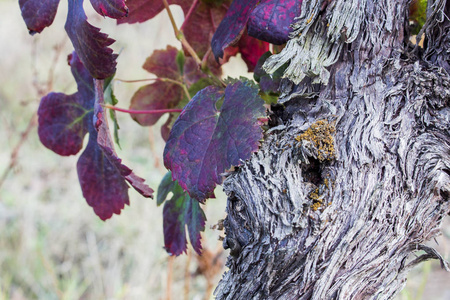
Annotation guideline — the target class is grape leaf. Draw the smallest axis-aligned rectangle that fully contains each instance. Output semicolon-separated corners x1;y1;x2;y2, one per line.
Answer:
37;92;91;156
160;77;215;141
38;52;95;156
157;171;176;206
247;0;301;45
94;81;154;199
211;0;259;60
130;46;215;129
164;81;266;202
77;126;131;221
212;0;300;61
89;0;128;19
116;0;164;24
161;177;206;255
130;81;183;126
142;46;181;80
65;0;118;79
19;0;60;35
179;0;231;58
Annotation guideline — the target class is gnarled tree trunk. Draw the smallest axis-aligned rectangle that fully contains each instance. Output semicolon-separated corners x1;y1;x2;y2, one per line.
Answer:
215;0;450;299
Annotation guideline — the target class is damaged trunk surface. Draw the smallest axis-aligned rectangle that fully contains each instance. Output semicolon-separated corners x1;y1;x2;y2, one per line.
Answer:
215;0;450;299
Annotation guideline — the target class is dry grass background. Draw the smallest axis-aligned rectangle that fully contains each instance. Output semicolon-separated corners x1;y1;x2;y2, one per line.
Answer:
0;0;448;299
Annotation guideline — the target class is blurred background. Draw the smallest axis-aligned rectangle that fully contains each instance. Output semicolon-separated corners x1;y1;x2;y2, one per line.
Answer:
0;0;449;299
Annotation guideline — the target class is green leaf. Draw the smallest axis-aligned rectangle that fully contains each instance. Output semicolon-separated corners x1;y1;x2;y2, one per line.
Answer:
157;171;177;206
176;50;185;76
104;81;121;148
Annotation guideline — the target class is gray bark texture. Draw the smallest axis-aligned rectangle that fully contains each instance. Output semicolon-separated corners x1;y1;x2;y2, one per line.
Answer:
215;0;450;299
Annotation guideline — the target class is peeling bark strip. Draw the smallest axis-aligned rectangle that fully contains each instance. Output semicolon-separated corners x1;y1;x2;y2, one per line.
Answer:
215;0;450;299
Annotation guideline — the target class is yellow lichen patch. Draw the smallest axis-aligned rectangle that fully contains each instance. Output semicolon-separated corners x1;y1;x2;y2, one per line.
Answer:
295;120;336;162
311;202;322;211
309;188;323;211
309;188;320;200
309;184;333;211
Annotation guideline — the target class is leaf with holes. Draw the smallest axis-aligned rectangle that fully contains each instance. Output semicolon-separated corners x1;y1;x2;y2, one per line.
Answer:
164;80;266;202
162;179;206;255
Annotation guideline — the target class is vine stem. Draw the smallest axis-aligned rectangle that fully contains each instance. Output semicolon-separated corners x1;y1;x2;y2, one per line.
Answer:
162;0;226;87
116;77;191;100
166;256;174;300
104;104;182;115
180;0;199;32
162;0;202;65
184;249;192;300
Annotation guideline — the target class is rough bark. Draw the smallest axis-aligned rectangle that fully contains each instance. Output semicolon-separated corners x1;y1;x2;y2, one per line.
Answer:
215;0;450;299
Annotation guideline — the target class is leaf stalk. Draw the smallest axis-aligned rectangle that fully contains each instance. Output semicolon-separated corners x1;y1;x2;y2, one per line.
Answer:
104;104;183;115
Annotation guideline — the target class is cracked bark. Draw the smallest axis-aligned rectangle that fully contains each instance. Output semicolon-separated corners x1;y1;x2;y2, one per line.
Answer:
214;0;450;299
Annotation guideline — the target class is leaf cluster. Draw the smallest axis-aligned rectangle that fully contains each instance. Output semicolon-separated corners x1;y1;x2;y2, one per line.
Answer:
19;0;299;255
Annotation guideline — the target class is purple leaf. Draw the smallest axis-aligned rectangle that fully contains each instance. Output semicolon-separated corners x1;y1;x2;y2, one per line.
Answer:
94;80;154;199
163;181;206;255
186;196;206;254
77;103;152;220
89;0;128;19
164;81;266;202
65;0;117;79
37;52;94;156
237;31;271;72
247;0;301;44
77;130;131;221
19;0;60;34
39;51;152;220
130;46;213;129
37;92;90;156
143;46;180;80
211;0;259;60
116;0;164;24
130;81;183;126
